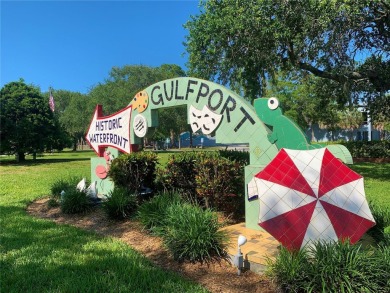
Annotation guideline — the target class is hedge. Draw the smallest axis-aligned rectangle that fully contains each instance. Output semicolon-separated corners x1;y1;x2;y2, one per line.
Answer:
340;140;389;159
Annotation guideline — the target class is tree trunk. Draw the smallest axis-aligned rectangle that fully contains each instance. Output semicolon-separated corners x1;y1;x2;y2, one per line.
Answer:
16;152;25;162
33;152;37;160
189;131;193;148
170;129;176;148
309;123;315;142
204;197;210;209
72;138;77;151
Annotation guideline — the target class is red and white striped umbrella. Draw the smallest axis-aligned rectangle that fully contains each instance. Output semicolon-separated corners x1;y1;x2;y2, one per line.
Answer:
247;148;375;250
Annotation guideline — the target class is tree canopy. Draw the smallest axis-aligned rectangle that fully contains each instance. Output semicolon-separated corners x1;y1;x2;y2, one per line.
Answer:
89;64;186;114
53;90;92;150
185;0;389;103
0;81;61;161
368;93;390;137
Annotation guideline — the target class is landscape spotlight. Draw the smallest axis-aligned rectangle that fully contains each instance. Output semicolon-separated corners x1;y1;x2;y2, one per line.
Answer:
233;235;247;275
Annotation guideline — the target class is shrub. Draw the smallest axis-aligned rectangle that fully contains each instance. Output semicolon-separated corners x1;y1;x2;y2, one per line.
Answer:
108;152;158;193
60;187;91;214
49;177;83;208
341;140;390;158
157;151;246;219
306;241;367;292
156;152;198;199
371;245;390;290
218;149;250;165
267;241;390;293
196;154;245;213
367;202;390;245
266;247;311;292
102;187;138;220
137;191;182;235
163;203;228;263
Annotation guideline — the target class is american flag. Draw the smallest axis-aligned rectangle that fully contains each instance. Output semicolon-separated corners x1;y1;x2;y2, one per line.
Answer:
49;90;55;112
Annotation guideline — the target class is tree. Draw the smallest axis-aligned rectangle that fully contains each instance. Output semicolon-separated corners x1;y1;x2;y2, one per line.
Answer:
368;93;390;139
48;89;74;114
337;108;364;141
0;81;58;161
266;72;344;141
266;73;319;129
58;92;93;151
185;0;389;103
89;64;186;114
151;106;190;148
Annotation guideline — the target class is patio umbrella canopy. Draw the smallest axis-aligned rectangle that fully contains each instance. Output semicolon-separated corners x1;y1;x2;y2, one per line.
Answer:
248;148;376;250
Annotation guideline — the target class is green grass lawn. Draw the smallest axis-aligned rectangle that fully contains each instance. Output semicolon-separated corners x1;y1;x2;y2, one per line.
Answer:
349;162;390;209
1;150;389;292
0;151;207;293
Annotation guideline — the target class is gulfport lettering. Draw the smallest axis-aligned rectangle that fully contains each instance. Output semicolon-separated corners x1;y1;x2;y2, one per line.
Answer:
150;78;256;132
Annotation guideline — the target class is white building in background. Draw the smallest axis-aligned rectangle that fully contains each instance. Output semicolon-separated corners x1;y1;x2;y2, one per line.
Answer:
305;107;382;142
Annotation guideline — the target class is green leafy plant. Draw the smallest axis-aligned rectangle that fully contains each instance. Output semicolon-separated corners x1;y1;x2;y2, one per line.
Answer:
306;241;367;292
341;141;390;158
60;187;91;214
267;241;390;293
367;201;390;245
49;177;83;208
163;203;228;263
195;154;245;216
218;149;250;165
157;151;246;219
266;247;311;292
102;187;138;220
156;152;198;199
137;191;182;235
108;151;158;193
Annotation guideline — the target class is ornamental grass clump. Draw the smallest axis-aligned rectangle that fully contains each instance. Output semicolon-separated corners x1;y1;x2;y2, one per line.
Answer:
137;191;182;235
163;203;228;263
60;187;92;214
267;240;390;293
367;201;390;245
266;247;311;292
49;177;85;209
306;241;368;292
102;187;138;220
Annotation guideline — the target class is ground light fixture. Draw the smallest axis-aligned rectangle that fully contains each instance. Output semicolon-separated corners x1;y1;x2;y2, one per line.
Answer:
60;190;66;201
233;235;247;275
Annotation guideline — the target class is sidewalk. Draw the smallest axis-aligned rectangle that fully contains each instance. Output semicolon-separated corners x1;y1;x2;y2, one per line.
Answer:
221;223;280;273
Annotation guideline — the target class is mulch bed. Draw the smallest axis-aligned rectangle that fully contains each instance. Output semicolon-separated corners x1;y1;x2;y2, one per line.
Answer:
27;198;276;293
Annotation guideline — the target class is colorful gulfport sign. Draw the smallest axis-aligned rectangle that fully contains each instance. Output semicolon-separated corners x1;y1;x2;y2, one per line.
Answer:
86;77;354;232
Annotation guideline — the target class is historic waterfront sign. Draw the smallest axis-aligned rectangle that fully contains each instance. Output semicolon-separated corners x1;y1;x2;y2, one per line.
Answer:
86;104;132;156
